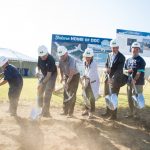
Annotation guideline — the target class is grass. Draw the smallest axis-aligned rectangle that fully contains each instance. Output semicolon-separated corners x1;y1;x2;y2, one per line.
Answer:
0;78;150;108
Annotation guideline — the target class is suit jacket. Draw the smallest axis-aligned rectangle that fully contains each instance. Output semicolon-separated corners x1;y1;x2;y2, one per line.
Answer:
105;51;126;87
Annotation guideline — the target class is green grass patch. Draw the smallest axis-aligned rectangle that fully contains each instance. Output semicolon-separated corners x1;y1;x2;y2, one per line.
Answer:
0;78;150;108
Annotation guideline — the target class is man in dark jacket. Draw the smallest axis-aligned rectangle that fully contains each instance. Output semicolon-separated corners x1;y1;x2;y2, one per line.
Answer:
102;39;125;120
0;56;23;116
37;45;57;117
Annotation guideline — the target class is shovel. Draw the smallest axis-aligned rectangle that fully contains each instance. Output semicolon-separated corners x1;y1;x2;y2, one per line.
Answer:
131;76;145;109
105;74;118;110
30;68;42;120
81;77;91;109
63;83;74;103
30;96;42;120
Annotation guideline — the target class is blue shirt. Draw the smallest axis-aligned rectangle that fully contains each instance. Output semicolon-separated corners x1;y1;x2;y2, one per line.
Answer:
4;64;22;86
125;55;146;85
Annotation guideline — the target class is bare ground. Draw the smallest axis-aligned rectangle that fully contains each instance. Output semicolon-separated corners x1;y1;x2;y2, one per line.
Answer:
0;100;150;150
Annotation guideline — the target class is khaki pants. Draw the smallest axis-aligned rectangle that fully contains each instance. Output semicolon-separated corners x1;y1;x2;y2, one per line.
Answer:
84;83;95;112
38;72;57;115
127;84;143;114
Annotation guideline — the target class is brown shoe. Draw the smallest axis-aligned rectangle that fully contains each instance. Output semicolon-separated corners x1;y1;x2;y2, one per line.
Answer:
82;110;88;116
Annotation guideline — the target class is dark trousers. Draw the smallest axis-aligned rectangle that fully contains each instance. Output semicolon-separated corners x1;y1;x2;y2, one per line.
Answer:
8;78;23;115
63;73;80;115
104;78;120;117
84;83;95;112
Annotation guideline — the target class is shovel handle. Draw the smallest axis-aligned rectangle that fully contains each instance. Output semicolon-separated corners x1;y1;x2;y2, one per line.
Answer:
130;74;138;95
106;73;112;95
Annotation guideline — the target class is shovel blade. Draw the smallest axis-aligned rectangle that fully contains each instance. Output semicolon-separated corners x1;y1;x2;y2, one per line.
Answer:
132;93;145;109
82;91;90;109
30;107;42;120
105;93;118;110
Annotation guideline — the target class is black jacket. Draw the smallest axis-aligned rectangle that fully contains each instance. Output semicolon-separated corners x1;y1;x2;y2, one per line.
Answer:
105;51;126;87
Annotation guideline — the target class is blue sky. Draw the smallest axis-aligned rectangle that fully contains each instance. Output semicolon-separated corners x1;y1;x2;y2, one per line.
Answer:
0;0;150;57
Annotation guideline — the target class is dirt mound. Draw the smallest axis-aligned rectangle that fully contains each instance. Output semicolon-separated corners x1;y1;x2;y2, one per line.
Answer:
0;102;150;150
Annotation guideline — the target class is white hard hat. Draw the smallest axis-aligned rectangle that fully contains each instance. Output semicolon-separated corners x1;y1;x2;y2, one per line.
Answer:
57;46;67;57
131;42;140;48
83;48;94;57
0;56;8;67
110;39;119;48
38;45;48;57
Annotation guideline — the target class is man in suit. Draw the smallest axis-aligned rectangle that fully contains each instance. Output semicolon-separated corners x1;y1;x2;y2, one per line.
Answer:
102;39;125;120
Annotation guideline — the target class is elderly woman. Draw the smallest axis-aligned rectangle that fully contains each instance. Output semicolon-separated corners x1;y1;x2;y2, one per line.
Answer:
81;48;100;119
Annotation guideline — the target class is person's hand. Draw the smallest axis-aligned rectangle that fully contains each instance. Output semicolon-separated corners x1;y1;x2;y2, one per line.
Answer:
105;68;111;74
128;69;133;73
35;73;40;78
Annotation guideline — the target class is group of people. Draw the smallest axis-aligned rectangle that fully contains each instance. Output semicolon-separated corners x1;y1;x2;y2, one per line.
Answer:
102;39;146;120
0;39;146;120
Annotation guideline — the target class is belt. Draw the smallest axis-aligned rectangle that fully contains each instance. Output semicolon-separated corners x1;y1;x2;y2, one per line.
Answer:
91;80;96;84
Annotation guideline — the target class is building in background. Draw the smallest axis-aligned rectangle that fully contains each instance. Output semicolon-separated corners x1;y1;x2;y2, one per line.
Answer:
0;48;37;76
116;29;150;78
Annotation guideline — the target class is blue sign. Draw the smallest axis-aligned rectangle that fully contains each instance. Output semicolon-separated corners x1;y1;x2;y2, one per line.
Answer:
51;34;112;68
117;29;150;37
52;34;111;44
